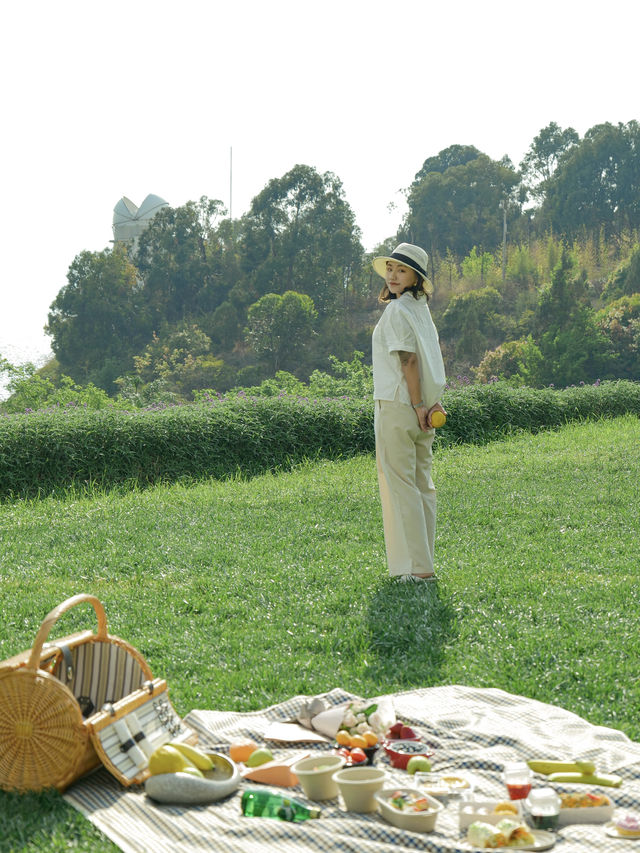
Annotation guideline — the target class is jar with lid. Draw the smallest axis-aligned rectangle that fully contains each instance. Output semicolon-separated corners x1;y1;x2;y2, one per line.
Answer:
525;787;561;830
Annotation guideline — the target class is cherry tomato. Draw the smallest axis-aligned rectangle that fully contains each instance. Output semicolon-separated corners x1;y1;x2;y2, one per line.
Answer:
350;747;367;764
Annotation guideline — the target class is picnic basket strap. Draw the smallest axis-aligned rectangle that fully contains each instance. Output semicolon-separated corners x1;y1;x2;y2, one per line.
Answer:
26;594;108;672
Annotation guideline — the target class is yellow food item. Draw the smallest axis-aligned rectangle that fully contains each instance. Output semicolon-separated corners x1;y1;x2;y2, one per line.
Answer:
148;744;202;776
167;742;214;771
527;759;596;775
363;730;379;746
335;730;351;746
493;801;519;815
349;734;368;749
229;740;259;762
430;411;446;428
548;771;621;787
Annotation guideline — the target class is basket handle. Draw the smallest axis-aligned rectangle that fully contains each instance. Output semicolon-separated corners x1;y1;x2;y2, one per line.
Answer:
26;594;108;672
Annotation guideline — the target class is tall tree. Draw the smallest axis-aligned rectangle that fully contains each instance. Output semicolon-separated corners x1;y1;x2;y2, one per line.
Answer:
541;121;640;241
135;196;228;327
519;122;579;201
239;164;363;314
404;150;521;272
244;290;317;372
46;246;150;391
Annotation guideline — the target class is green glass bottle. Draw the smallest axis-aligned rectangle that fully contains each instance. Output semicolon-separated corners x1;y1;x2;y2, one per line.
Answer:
241;789;321;821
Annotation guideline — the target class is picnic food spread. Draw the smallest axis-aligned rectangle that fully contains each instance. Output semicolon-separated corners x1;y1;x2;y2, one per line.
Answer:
136;697;640;849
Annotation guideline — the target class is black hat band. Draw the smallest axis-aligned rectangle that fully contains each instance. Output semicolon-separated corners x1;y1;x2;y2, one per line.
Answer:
390;252;427;279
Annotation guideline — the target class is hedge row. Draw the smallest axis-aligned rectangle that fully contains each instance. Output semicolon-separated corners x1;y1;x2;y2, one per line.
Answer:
1;381;638;500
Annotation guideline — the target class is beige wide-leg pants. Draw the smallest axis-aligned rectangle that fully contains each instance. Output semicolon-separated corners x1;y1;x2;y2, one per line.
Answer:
375;398;437;577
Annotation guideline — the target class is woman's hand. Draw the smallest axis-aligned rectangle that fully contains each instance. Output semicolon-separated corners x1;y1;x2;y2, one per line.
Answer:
426;403;446;429
414;405;430;431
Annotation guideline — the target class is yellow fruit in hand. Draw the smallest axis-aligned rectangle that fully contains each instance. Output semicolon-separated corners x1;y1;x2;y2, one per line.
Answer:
148;744;200;776
246;747;274;767
431;411;446;428
167;742;214;770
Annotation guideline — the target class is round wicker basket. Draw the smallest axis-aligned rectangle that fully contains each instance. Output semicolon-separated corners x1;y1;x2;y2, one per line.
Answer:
0;594;152;793
0;666;89;792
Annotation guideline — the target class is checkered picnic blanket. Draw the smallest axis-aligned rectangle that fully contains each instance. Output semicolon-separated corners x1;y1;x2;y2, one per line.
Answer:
64;685;640;852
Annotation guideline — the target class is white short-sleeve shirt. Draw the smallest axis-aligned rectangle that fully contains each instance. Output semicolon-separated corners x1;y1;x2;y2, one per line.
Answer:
372;291;446;408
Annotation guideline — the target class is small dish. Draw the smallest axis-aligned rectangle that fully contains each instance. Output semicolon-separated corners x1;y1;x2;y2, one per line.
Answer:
292;754;345;800
375;787;442;832
415;772;469;798
382;739;434;770
605;820;640;840
332;766;386;813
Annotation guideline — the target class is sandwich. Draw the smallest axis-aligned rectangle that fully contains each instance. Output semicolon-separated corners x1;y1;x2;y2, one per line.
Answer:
496;817;536;846
466;818;535;848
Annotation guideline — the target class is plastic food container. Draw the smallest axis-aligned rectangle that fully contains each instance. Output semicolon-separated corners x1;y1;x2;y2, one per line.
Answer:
525;787;561;830
292;754;345;800
375;788;443;832
502;761;533;800
332;766;386;813
459;799;523;830
557;792;614;825
415;772;470;798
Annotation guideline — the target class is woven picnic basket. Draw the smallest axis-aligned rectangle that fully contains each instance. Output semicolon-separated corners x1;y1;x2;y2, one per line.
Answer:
0;593;194;793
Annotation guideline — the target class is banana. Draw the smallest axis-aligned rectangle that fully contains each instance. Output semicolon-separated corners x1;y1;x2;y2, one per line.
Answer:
167;741;214;771
547;771;622;787
527;759;596;776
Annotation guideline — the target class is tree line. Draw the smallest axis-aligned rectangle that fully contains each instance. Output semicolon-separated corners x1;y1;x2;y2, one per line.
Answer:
4;120;640;409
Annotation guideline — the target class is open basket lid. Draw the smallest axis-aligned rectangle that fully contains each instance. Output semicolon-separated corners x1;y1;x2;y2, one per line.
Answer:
86;677;197;786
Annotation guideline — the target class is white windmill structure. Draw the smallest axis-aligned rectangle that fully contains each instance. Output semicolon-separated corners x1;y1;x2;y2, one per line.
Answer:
112;194;169;252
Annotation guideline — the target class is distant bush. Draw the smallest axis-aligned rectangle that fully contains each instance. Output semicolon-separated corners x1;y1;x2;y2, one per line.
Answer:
0;381;638;500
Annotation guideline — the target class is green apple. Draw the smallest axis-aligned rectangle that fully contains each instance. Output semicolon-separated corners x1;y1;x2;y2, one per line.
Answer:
246;747;274;767
407;756;431;775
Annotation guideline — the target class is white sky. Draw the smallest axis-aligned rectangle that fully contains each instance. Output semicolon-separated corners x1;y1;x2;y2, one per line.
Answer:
1;0;638;370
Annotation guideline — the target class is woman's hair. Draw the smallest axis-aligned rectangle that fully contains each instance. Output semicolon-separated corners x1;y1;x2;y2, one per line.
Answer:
378;273;431;304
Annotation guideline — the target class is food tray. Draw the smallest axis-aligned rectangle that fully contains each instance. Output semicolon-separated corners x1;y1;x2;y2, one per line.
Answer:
459;799;523;829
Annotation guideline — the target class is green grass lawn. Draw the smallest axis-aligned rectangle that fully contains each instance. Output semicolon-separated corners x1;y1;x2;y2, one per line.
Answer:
1;415;639;851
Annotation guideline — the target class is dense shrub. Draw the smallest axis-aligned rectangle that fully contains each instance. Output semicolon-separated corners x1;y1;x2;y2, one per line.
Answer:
0;381;638;500
0;397;373;499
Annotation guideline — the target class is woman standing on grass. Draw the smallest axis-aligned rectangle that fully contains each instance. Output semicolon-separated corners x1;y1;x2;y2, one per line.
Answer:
372;243;446;581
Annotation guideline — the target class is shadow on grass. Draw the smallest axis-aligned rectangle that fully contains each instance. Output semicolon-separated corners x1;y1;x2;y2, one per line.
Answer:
365;578;457;687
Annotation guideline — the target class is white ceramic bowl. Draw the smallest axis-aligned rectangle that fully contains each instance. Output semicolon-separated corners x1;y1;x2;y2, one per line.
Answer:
332;766;386;812
376;787;443;832
144;753;241;804
292;754;346;800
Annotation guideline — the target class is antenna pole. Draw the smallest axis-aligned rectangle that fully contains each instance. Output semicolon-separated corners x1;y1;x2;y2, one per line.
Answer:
229;146;233;223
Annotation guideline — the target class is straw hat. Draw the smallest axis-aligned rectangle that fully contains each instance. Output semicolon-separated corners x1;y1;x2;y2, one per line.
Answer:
372;243;432;294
